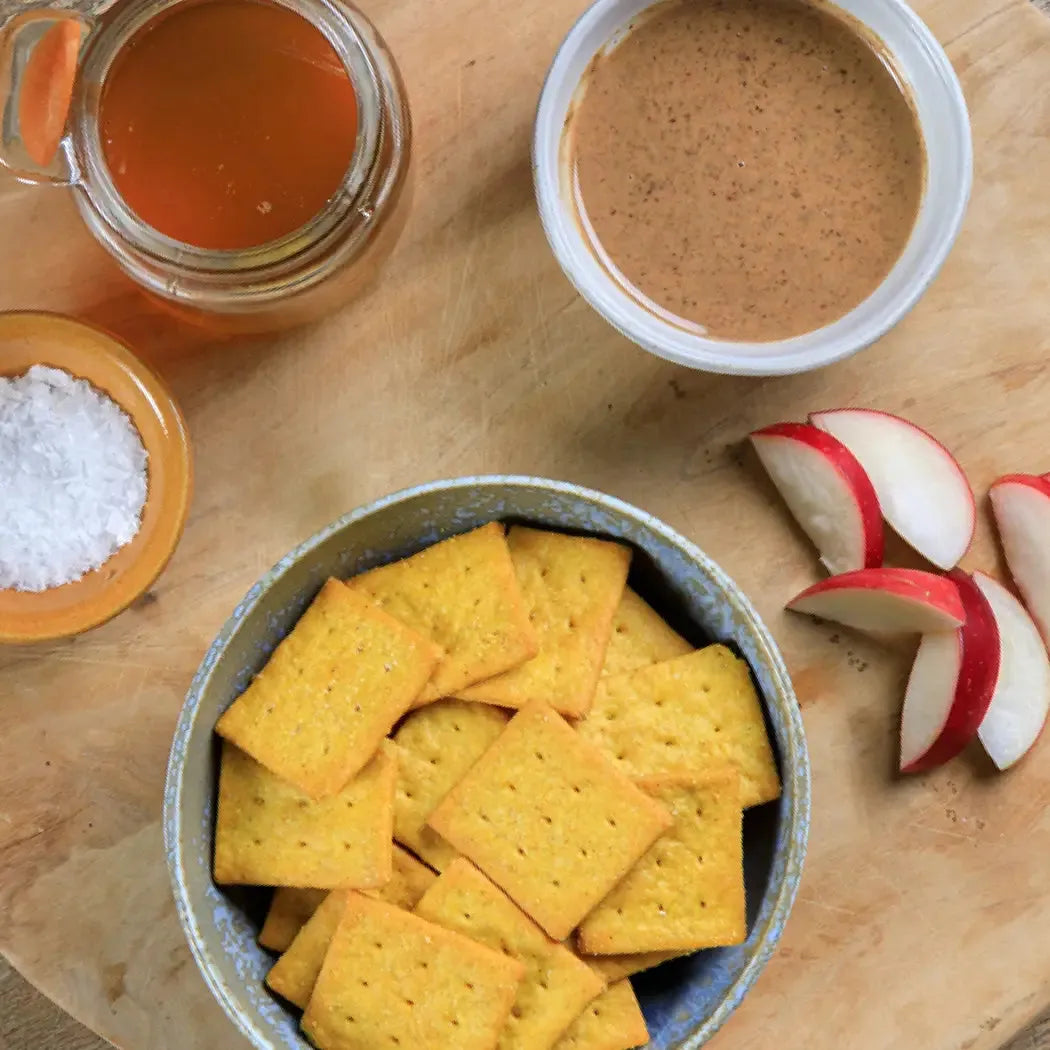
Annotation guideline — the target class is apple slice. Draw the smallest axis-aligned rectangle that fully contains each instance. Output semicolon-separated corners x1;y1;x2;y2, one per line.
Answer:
810;408;975;570
750;422;883;574
899;569;1000;773
990;474;1050;648
787;568;964;633
972;571;1050;770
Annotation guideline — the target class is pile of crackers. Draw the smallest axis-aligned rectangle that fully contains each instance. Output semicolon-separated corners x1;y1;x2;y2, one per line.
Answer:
213;522;781;1050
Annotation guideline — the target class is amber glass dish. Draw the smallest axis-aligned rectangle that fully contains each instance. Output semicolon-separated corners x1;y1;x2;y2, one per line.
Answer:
0;312;193;643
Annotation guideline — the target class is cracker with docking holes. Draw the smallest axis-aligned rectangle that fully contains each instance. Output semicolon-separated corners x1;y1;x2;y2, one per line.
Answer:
578;769;746;954
346;522;538;705
214;741;396;889
553;980;650;1050
601;586;693;678
578;645;780;807
392;699;509;871
216;578;440;798
301;894;525;1050
265;844;438;1008
426;701;672;940
457;527;631;717
415;859;606;1050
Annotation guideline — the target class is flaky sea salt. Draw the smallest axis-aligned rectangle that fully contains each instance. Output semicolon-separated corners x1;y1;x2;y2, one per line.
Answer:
0;365;149;592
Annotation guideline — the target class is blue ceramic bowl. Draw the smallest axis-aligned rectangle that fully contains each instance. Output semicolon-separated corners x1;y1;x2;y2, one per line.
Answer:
164;476;810;1049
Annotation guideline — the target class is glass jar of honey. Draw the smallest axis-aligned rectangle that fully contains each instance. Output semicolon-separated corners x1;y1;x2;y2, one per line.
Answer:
0;0;411;331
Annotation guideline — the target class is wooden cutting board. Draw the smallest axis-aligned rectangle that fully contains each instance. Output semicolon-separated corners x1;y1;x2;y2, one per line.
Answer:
2;0;1050;1047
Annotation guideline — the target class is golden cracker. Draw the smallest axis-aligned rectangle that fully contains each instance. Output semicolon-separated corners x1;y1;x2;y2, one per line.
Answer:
415;859;606;1050
266;890;348;1009
585;951;680;983
427;701;672;941
264;845;437;1010
216;579;440;798
457;527;631;717
259;888;328;953
578;645;780;807
392;700;509;870
259;846;433;954
213;742;396;889
553;981;649;1050
347;522;538;704
369;843;438;910
578;770;746;955
602;587;692;678
302;894;525;1050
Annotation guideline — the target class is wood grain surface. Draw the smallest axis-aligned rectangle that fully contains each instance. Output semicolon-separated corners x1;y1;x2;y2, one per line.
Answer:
3;0;1050;1049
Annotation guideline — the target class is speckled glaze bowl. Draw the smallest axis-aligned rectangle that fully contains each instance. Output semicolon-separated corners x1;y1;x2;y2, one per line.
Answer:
164;476;810;1049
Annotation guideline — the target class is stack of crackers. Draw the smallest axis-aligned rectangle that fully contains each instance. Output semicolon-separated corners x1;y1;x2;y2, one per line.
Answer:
213;522;781;1050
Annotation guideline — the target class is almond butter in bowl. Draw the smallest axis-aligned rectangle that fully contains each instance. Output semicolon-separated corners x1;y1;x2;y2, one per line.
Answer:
534;0;973;374
567;0;926;342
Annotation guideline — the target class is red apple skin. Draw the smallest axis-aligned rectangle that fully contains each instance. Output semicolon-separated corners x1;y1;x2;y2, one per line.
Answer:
788;567;964;627
901;569;1001;774
972;570;1050;770
750;421;884;569
809;407;976;569
989;473;1050;650
993;473;1050;498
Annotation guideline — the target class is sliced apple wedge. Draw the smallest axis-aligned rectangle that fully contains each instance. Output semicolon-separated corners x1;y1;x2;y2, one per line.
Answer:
810;408;975;570
989;474;1050;648
972;571;1050;770
899;570;1000;773
787;568;964;634
750;422;883;574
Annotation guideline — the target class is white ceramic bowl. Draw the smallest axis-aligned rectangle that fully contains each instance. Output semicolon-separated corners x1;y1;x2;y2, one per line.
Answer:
533;0;973;376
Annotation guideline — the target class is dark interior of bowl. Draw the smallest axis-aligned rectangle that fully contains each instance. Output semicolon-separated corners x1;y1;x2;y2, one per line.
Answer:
167;479;806;1050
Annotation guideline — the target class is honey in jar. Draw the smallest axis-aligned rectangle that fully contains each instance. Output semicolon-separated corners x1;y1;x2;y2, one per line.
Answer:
99;0;359;250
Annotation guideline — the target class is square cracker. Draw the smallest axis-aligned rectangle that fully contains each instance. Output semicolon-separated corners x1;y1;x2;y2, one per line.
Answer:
301;894;524;1050
457;527;631;717
392;700;509;870
259;846;434;953
213;741;396;889
415;859;605;1050
427;701;672;941
578;769;746;955
553;981;649;1050
346;522;538;704
265;848;438;1003
578;645;781;807
601;587;692;678
216;579;440;798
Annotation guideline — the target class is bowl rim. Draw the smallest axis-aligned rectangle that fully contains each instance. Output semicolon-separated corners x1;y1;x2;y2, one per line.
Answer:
0;310;194;643
164;474;811;1049
532;0;974;376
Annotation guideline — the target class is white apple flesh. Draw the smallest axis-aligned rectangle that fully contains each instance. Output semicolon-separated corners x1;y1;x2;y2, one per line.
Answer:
899;570;1000;774
787;568;964;634
810;408;975;570
989;474;1050;649
750;422;883;575
972;571;1050;770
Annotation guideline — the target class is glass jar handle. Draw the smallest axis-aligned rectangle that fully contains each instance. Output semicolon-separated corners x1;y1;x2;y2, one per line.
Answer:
0;10;94;185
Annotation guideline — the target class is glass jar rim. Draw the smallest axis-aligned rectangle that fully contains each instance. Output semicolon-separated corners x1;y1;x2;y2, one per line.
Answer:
70;0;383;276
